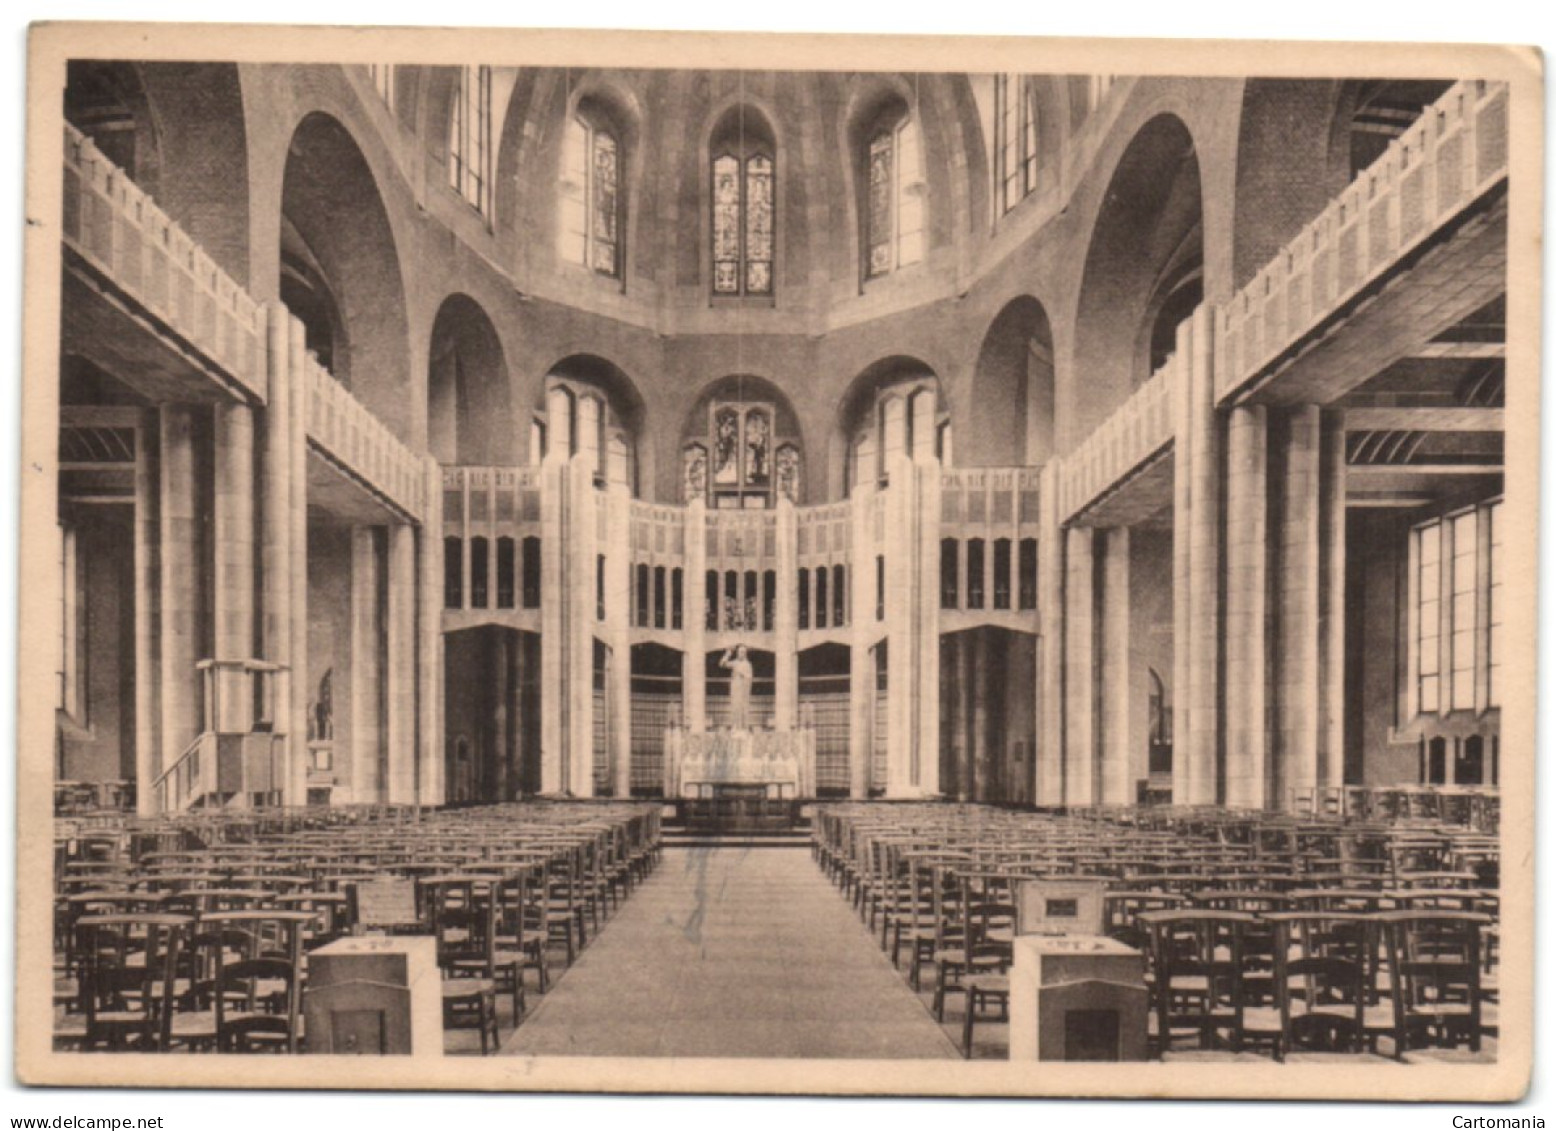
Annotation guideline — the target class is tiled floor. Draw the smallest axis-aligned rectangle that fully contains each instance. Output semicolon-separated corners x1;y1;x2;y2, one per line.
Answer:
501;846;959;1059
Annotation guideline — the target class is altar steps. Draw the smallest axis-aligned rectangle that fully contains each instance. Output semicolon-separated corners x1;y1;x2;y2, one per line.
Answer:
661;828;813;850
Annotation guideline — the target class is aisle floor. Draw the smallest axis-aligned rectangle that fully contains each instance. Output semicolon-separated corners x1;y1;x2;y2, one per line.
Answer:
501;846;959;1059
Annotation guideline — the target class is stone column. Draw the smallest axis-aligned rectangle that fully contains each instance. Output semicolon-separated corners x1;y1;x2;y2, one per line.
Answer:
158;405;202;777
1036;462;1064;806
1100;527;1132;806
212;402;255;732
1319;411;1348;795
350;527;382;803
1170;346;1193;807
260;305;293;810
1274;406;1322;810
913;452;943;797
567;453;597;798
848;485;875;798
386;523;417;804
1063;525;1096;807
1224;405;1269;810
287;317;310;806
683;500;707;734
970;631;991;802
492;630;512;801
953;635;973;801
134;411;161;815
774;499;799;731
1183;309;1222;806
607;474;633;798
538;386;572;794
417;456;445;805
880;395;915;796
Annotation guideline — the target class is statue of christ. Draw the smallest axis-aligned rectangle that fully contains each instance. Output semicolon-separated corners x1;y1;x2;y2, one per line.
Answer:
720;644;754;730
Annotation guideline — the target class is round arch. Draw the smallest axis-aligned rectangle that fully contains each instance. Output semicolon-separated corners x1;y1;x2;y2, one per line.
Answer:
428;294;516;466
542;353;650;494
968;296;1056;467
281;110;414;443
1070;112;1203;452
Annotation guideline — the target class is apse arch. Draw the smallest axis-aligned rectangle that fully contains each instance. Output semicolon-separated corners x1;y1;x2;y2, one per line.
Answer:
834;356;944;498
280;110;414;442
427;294;516;466
541;353;649;495
1070;112;1203;452
678;374;805;507
968;297;1055;467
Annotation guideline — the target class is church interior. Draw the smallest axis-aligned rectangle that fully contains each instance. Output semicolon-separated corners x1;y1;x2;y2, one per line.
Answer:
44;59;1510;1065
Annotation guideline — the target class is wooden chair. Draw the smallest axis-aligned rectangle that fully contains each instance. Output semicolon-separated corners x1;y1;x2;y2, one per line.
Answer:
59;913;190;1052
430;879;505;1054
1377;910;1491;1058
1139;910;1254;1057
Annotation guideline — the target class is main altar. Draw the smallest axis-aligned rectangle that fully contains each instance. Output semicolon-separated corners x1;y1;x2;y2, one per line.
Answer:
664;724;817;800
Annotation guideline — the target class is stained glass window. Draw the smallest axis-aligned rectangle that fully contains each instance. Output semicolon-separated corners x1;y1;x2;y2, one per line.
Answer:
682;443;708;504
449;65;492;216
711;149;774;296
775;444;801;503
695;403;798;509
558;112;622;279
712;154;741;294
745;154;773;294
867;130;893;277
591;130;619;276
866;115;924;278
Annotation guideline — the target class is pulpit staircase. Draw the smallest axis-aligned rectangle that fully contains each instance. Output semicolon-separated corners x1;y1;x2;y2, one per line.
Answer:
152;660;287;812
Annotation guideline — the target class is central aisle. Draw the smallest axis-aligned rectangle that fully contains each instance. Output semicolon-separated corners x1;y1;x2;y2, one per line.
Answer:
502;846;959;1059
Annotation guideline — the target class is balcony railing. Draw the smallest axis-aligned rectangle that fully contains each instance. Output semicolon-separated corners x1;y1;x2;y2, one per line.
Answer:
630;500;688;559
1217;80;1509;400
62;124;266;401
304;354;427;521
1057;358;1177;523
940;466;1043;531
441;465;541;529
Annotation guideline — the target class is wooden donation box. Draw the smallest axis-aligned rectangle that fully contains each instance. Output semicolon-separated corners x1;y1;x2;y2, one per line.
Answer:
1009;880;1147;1062
304;936;441;1055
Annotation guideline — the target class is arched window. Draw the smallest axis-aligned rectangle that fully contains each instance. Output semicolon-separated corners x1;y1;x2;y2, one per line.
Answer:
994;74;1039;214
688;401;798;510
449;65;492;216
711;110;775;296
864;108;925;279
560;106;622;278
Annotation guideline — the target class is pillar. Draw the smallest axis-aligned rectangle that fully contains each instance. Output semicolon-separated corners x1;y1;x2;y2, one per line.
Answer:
158;405;201;775
350;527;382;803
880;395;915;796
971;631;991;802
493;630;512;801
1063;525;1095;807
774;499;799;730
848;482;875;798
385;523;416;804
539;386;572;794
1274;406;1322;810
683;500;707;733
913;448;943;797
261;305;294;811
287;316;310;806
212;402;255;732
1100;527;1132;806
417;456;445;805
1182;309;1221;807
1319;411;1348;795
1224;405;1269;809
1036;462;1064;806
606;472;632;798
133;411;161;816
567;452;597;798
955;635;974;801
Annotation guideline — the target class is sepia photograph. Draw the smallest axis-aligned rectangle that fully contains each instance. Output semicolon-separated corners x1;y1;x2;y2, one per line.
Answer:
12;17;1543;1106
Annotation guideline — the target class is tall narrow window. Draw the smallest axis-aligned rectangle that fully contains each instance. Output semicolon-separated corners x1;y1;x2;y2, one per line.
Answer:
967;539;986;610
449;65;492;216
940;538;959;609
865;113;924;279
496;537;516;609
993;539;1012;610
1488;501;1504;708
712;151;774;296
470;536;489;609
560;111;622;278
1450;510;1478;711
1417;521;1442;714
994;74;1039;214
1018;538;1038;611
